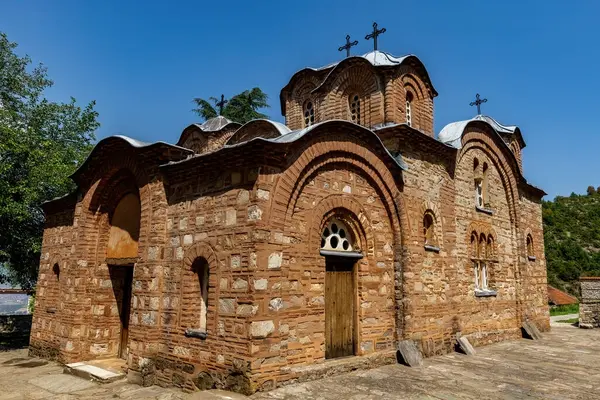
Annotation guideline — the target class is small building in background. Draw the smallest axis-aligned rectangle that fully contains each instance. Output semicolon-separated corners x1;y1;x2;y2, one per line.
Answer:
547;285;578;307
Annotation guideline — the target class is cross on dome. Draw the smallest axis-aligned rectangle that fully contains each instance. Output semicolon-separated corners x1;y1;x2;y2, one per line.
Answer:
365;22;386;51
338;35;358;58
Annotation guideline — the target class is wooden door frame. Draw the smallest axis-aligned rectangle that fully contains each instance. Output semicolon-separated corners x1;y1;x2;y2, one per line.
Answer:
324;253;361;358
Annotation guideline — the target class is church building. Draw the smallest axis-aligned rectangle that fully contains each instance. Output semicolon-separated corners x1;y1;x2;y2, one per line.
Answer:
29;32;550;393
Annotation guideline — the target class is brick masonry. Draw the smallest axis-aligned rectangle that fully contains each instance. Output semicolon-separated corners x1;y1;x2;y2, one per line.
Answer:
30;52;549;394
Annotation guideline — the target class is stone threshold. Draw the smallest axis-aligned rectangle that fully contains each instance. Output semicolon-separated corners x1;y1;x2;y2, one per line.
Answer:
281;350;396;384
64;359;126;383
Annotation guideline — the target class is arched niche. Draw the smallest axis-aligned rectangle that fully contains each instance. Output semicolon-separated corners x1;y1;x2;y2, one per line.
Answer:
107;193;141;262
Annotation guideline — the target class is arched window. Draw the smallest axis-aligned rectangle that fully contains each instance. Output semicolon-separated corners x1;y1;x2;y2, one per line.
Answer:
406;91;413;127
470;232;478;258
303;100;315;127
474;159;491;211
321;219;354;252
52;263;60;281
192;257;210;332
423;210;439;251
349;94;361;125
527;234;536;261
470;231;496;294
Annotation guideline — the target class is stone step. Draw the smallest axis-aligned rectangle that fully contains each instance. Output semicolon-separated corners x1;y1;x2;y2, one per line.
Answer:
64;361;126;383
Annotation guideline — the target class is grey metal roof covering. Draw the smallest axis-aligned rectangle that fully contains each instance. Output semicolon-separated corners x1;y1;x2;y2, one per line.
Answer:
210;119;407;170
313;50;410;71
438;115;518;149
197;116;236;132
70;135;192;179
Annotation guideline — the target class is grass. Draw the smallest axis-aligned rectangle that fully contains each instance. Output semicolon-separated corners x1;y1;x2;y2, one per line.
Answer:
549;303;579;316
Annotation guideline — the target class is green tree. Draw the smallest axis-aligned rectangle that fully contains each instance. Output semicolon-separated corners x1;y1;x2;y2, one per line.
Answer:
192;87;269;124
0;32;99;289
587;186;596;196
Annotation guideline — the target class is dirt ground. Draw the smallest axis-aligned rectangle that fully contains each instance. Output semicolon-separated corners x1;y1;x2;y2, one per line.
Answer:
1;325;598;400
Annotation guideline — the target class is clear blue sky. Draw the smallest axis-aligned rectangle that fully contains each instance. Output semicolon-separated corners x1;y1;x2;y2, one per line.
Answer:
1;0;599;199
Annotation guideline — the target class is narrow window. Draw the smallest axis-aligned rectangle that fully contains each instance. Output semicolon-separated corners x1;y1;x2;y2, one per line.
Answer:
482;163;489;207
303;100;315;127
349;94;361;125
423;213;434;245
475;179;484;208
406;91;413;127
423;211;439;251
477;234;488;290
527;234;535;260
192;258;209;332
52;263;60;281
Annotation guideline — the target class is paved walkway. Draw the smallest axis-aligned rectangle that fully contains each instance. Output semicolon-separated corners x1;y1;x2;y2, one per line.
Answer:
1;326;599;399
252;325;600;400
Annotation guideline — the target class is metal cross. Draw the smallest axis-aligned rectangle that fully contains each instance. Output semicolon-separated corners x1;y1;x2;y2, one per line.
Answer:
338;35;359;58
216;94;228;115
470;93;487;115
365;22;386;51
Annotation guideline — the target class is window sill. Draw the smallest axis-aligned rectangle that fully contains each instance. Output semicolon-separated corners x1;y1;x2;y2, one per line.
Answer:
528;255;537;262
184;329;207;340
424;245;440;253
475;289;497;297
475;206;494;215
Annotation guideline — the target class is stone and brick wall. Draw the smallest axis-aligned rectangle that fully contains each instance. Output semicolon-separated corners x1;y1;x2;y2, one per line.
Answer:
282;61;435;136
30;117;547;394
580;277;600;328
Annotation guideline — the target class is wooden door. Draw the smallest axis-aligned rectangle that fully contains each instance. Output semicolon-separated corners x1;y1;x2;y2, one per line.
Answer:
325;258;355;359
119;267;133;359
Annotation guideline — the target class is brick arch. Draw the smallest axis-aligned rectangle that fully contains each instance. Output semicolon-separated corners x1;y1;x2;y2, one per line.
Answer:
401;73;427;100
179;242;220;333
419;200;443;246
307;195;375;257
459;129;520;227
285;76;321;129
268;137;405;249
81;168;147;264
75;144;157;266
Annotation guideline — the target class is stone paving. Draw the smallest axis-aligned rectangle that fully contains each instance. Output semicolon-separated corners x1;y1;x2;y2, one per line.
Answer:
252;325;600;400
1;326;599;399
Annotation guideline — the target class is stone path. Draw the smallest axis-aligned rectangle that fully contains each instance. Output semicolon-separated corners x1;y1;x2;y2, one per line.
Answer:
1;326;599;399
252;325;600;400
550;313;579;324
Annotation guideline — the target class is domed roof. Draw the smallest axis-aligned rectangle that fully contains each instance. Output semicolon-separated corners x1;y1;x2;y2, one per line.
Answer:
438;115;523;149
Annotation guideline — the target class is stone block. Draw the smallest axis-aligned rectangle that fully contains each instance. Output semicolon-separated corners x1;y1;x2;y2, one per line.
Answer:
456;335;476;355
522;321;542;340
250;320;274;338
396;340;423;367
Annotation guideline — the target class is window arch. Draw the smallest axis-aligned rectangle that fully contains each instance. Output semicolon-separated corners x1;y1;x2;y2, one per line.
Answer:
193;257;209;332
474;159;491;211
406;91;414;127
181;256;210;337
423;210;439;251
303;99;315;127
527;234;536;261
349;94;361;125
321;219;354;252
470;230;497;295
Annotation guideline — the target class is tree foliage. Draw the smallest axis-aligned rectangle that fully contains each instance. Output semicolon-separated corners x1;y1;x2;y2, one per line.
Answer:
543;188;600;296
0;32;99;289
192;87;269;124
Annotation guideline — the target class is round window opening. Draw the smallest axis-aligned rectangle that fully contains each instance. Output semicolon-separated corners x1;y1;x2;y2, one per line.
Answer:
321;219;354;252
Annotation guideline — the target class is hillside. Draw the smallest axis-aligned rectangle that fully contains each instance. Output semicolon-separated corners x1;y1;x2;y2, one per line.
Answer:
543;189;600;297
